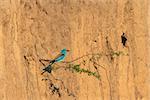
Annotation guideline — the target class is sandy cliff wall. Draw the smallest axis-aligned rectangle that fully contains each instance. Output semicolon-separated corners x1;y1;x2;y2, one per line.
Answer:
0;0;149;100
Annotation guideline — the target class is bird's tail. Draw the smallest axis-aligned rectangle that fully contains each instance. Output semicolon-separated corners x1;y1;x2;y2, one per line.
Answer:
49;59;56;64
41;61;55;75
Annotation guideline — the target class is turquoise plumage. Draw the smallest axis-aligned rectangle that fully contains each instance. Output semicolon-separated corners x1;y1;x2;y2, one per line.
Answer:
55;48;67;62
41;48;69;74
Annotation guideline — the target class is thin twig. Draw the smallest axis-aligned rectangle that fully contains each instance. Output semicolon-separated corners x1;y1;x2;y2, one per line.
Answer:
93;62;111;90
62;53;102;63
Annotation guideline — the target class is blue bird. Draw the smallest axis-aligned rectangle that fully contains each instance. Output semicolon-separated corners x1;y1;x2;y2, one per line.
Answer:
54;48;69;62
41;48;69;74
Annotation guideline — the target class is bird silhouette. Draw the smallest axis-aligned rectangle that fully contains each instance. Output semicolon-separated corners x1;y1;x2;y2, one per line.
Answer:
41;48;69;74
121;33;127;47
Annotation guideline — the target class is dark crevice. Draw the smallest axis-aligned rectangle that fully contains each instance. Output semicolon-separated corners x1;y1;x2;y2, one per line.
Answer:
23;55;30;100
40;59;76;99
24;55;30;65
42;76;76;98
35;0;48;15
105;36;114;62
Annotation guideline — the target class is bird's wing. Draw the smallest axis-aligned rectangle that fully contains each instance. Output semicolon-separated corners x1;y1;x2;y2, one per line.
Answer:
53;53;64;60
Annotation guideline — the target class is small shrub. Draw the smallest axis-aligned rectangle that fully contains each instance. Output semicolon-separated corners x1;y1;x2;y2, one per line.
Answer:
111;51;124;57
67;64;100;80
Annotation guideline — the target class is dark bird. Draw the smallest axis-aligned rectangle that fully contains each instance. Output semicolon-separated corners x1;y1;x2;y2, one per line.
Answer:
121;33;127;47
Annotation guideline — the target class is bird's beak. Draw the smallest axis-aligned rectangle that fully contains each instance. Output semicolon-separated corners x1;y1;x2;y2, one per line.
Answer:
66;49;70;52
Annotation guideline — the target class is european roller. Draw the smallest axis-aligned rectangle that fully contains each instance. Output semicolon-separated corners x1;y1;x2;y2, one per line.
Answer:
41;48;69;74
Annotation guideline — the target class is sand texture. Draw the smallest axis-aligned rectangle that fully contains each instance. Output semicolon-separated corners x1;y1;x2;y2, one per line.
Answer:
0;0;150;100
